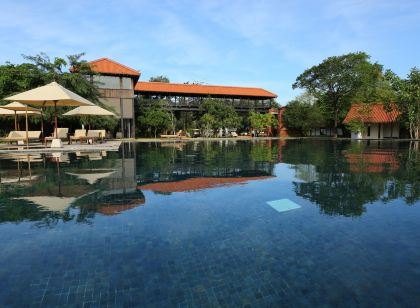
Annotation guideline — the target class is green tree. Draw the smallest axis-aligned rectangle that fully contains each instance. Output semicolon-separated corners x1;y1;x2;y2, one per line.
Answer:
149;75;170;83
283;93;327;136
199;98;241;134
0;53;118;133
388;67;420;139
139;108;172;138
23;53;102;104
199;113;216;137
249;112;276;136
293;52;387;137
137;99;173;138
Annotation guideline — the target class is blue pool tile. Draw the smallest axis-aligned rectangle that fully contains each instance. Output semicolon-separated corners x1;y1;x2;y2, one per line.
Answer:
266;199;301;213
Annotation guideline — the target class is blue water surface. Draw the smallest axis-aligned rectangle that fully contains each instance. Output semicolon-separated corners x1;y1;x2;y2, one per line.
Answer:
0;139;419;307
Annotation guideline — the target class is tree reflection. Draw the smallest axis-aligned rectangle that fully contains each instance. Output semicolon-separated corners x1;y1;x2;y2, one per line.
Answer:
282;140;419;217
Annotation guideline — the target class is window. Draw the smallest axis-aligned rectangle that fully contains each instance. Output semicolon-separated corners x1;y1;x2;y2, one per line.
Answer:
367;125;371;137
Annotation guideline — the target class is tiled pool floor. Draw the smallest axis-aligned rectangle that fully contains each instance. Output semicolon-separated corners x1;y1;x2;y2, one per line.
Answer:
0;140;419;307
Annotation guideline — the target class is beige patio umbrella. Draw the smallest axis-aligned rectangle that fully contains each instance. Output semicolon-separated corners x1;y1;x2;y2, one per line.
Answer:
0;107;41;130
15;196;77;213
3;81;95;140
1;102;41;147
66;170;116;184
63;105;117;130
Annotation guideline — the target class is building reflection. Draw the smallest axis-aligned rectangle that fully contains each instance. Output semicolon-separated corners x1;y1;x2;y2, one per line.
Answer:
344;148;399;173
0;140;417;224
138;176;274;193
281;140;419;217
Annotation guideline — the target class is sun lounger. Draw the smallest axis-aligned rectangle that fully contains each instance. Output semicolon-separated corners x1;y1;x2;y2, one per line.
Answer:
69;129;87;144
44;128;69;145
79;130;106;144
160;130;185;139
0;131;41;144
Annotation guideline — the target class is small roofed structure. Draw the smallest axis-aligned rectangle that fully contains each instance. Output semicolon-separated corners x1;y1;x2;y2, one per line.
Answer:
343;103;401;139
87;58;140;138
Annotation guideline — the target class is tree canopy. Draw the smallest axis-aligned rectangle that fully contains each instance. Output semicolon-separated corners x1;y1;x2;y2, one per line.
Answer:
149;75;170;83
0;53;118;133
283;93;327;136
248;112;276;135
137;99;173;138
199;98;241;133
386;67;420;139
293;52;395;137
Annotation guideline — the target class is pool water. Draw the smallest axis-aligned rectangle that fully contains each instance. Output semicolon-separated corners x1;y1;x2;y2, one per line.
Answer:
0;139;419;307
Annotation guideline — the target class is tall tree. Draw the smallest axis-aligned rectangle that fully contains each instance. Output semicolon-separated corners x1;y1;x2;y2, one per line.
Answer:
387;67;420;139
1;53;118;133
199;98;241;133
248;112;277;136
293;52;385;137
149;75;170;83
137;99;172;138
283;93;327;136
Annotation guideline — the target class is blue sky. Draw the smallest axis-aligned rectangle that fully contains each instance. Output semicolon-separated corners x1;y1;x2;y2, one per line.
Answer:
0;0;419;104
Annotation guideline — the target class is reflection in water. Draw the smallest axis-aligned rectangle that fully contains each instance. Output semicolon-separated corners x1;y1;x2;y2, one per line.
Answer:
0;140;418;225
0;140;419;307
139;176;274;193
282;140;419;216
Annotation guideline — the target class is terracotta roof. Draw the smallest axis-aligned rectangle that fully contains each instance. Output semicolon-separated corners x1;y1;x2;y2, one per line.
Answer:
343;103;400;124
137;176;274;193
135;82;277;98
89;58;140;78
97;199;145;216
344;150;399;173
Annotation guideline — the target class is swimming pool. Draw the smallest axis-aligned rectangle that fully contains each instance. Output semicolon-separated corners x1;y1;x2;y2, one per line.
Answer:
0;139;419;306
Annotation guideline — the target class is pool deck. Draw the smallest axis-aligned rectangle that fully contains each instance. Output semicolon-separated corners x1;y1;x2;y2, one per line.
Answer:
0;140;122;154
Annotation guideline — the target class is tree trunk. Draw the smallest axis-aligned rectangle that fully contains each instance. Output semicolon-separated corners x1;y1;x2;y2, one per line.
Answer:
333;109;339;138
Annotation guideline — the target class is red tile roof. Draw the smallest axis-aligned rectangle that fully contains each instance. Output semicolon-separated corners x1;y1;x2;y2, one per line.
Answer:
137;176;274;193
89;58;140;78
97;199;145;216
343;103;400;124
344;150;399;173
135;82;277;98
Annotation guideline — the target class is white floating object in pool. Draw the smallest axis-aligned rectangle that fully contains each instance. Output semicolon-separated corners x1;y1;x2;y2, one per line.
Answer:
267;199;301;213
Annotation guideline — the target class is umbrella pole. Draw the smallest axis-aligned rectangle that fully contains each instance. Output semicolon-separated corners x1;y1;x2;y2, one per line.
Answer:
25;108;29;149
54;101;58;138
14;111;17;131
40;107;44;140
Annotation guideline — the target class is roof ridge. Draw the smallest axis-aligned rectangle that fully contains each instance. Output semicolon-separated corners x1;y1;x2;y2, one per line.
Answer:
138;81;270;91
89;58;140;76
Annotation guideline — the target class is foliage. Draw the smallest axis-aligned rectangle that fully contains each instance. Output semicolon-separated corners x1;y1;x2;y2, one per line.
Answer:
343;103;373;133
293;52;392;137
283;94;327;136
387;67;420;139
346;119;367;134
137;99;172;138
249;112;276;135
199;98;241;135
149;75;170;83
22;53;102;104
199;113;216;137
0;53;119;134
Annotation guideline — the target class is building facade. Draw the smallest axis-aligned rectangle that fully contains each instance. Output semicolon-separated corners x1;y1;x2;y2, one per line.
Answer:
87;58;278;137
343;103;400;139
134;81;277;112
89;58;140;138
